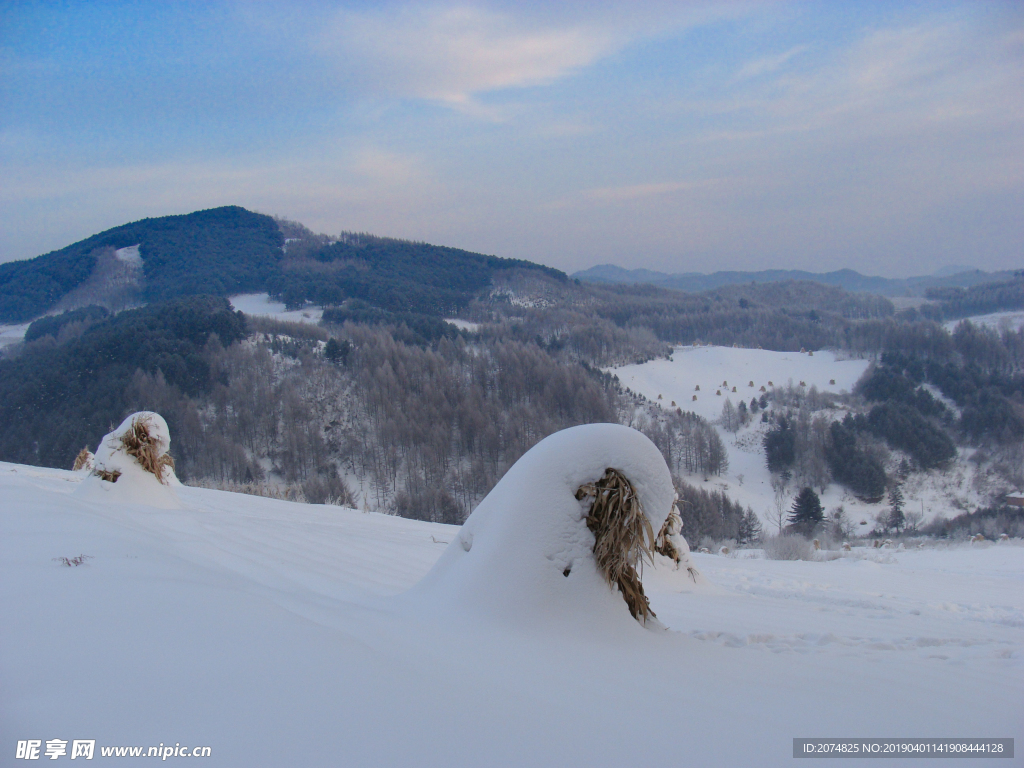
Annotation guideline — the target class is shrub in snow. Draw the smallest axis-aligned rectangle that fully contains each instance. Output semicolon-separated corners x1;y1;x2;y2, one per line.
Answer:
76;412;180;508
410;424;693;629
72;447;94;472
762;534;814;561
93;412;176;484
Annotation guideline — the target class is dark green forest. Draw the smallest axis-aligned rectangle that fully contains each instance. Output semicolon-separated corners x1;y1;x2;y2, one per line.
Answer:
0;207;565;324
269;233;566;315
0;207;282;322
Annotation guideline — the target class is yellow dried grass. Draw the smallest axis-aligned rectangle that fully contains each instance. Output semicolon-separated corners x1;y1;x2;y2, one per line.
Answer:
72;447;93;471
576;468;657;623
654;506;683;565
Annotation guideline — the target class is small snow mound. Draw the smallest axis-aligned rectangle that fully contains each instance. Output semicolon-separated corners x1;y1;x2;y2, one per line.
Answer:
75;412;180;508
408;424;682;631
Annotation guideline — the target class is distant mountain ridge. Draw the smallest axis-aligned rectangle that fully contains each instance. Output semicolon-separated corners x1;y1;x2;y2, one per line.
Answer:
573;264;1015;297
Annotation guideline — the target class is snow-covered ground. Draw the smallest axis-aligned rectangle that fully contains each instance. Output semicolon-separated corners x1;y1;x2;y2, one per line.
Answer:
611;345;870;424
444;318;481;332
609;346;896;525
228;293;323;324
946;310;1024;333
2;459;1021;767
0;321;31;349
608;345;1002;527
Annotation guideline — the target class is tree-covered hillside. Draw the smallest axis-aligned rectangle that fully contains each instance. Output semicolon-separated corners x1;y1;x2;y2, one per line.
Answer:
0;206;283;323
0;296;246;468
0;209;564;322
269;232;566;315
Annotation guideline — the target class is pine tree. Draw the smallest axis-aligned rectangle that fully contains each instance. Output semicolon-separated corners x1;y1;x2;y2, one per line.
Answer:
787;486;823;536
888;483;906;534
738;508;763;544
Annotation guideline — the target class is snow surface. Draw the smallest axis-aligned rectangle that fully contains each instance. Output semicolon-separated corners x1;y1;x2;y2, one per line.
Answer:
228;293;323;324
113;244;142;266
0;321;31;349
444;318;481;332
409;424;683;631
3;451;1021;766
609;346;899;526
611;345;870;423
946;310;1024;333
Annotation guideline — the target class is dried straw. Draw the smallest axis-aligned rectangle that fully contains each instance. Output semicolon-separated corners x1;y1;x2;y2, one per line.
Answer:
118;414;175;484
654;505;683;565
72;447;94;471
576;467;657;623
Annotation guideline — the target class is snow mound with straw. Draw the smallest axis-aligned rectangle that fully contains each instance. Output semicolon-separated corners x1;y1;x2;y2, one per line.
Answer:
75;411;181;508
409;423;697;632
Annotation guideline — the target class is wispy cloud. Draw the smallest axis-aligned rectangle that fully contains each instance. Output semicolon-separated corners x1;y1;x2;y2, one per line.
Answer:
733;45;808;81
316;6;620;107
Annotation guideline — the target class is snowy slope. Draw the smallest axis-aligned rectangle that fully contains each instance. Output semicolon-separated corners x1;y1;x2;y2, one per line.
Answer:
2;460;1021;767
946;310;1024;333
608;346;997;527
0;321;31;350
611;345;869;423
610;346;882;525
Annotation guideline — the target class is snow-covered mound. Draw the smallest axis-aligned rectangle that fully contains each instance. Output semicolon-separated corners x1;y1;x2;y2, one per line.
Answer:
75;412;180;508
410;424;687;630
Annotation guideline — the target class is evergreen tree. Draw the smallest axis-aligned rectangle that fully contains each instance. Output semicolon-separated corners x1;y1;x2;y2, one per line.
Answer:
888;483;906;534
738;508;763;544
764;415;796;473
787;486;823;536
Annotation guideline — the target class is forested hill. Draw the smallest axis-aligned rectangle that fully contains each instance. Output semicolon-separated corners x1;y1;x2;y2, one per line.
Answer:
270;233;566;315
0;207;565;323
0;207;282;322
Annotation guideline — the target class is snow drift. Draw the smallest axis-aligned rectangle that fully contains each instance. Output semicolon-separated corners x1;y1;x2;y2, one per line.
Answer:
75;411;181;508
409;423;698;630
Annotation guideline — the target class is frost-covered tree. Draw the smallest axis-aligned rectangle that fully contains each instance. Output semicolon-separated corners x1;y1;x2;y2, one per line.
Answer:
721;398;738;432
888;483;906;534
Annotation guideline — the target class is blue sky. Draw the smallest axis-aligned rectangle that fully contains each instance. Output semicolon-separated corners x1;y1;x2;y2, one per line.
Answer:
1;1;1021;276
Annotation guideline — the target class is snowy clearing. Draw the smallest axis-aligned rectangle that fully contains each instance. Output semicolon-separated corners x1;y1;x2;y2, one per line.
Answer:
946;310;1024;333
113;244;142;266
0;321;31;349
444;318;481;332
228;293;322;324
610;345;870;423
608;346;897;524
2;456;1021;766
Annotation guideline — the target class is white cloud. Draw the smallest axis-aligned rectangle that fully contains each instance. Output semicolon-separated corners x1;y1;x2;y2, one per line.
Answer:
733;45;808;81
317;6;618;106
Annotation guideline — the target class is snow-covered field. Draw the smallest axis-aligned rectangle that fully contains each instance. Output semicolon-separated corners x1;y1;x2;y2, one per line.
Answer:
609;345;998;526
609;346;891;525
946;310;1024;333
3;456;1021;767
228;293;322;325
612;345;870;424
